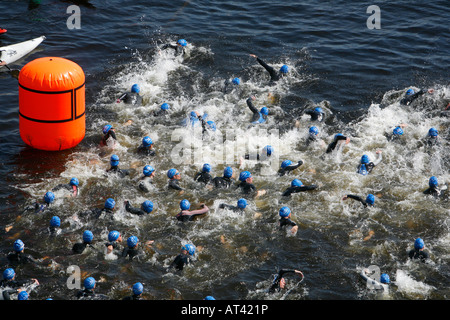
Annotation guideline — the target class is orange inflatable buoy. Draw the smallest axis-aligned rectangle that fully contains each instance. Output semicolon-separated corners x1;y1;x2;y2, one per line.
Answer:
19;57;85;151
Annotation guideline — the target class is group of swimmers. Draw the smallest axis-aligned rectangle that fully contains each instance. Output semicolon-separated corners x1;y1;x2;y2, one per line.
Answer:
1;38;447;300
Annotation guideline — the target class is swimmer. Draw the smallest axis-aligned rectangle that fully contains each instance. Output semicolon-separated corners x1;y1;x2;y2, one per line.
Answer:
72;230;94;254
282;179;317;197
249;54;288;82
122;282;144;300
278;206;298;235
23;191;55;214
400;88;433;106
423;176;447;199
124;200;154;216
105;230;123;255
408;238;429;262
268;269;303;294
219;198;247;213
424;127;441;147
138;165;155;192
100;124;117;147
342;193;375;208
325;133;350;154
223;77;241;94
6;239;39;266
167;168;184;193
305;126;327;148
52;177;79;197
176;199;209;222
122;236;153;261
137;136;156;156
304;107;326;122
48;216;61;237
356;151;382;176
212;166;235;189
194;163;213;185
0;268;39;298
360;268;390;292
117;84;142;106
160;39;187;56
76;277;97;299
153;103;170;117
387;124;407;142
237;171;266;198
278;160;304;177
106;154;130;178
169;244;196;271
80;198;116;219
246;96;269;124
181;111;208;129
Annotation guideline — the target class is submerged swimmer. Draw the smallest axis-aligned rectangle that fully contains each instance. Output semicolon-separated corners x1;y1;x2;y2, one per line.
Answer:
423;176;447;199
169;244;196;271
137;136;156;157
278;160;304;177
52;177;79;197
278;206;298;235
138;165;155;192
100;124;117;147
400;88;433;106
212;166;235;189
194;163;213;185
219;198;247;213
117;84;142;106
246;96;269;124
160;39;188;56
282;179;317;197
342;193;375;208
23;191;55;214
356;151;382;176
249;54;288;82
124;200;154;216
106;154;130;178
176;199;209;222
325;133;350;154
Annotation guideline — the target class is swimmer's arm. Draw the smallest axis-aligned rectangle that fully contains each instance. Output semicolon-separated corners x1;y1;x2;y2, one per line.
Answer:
246;96;259;114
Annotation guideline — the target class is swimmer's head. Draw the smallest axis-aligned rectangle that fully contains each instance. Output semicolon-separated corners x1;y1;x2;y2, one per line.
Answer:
429;176;438;188
360;155;369;164
281;160;292;169
181;243;196;256
167;168;180;179
366;194;375;206
143;165;155;177
161;103;170;110
291;179;303;187
180;199;191;211
414;238;424;250
393;126;404;136
406;89;414;96
102;124;112;134
314;107;323;114
142;200;154;213
50;216;61;227
110;154;119;167
279;206;291;218
224;166;233;178
239;170;252;182
131;84;140;93
207;120;216;131
142;136;153;148
13;239;24;253
428;127;438;137
260;107;269;116
108;230;121;242
70;177;79;186
133;282;144;295
84;277;96;290
309;126;319;136
127;236;139;248
83;230;94;243
232;77;240;85
177;39;187;47
280;65;289;74
263;145;273;156
105;198;116;210
44;191;55;204
380;273;390;284
237;198;247;209
202;163;211;173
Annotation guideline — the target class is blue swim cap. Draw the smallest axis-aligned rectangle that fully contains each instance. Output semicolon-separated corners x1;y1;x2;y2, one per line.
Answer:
190;111;198;119
182;243;196;256
50;216;61;227
406;89;414;96
131;84;140;93
44;191;55;204
260;107;269;116
366;194;375;206
202;163;211;173
314;107;323;114
143;165;155;176
239;170;252;182
232;77;240;85
3;268;15;280
83;230;94;243
393;126;404;136
429;176;438;188
281;160;292;169
108;230;120;242
380;273;390;284
102;124;112;134
142;136;153;147
84;277;95;290
237;198;247;209
14;239;24;252
263;145;273;156
133;282;144;295
204;296;215;300
177;39;187;47
105;198;116;209
142;200;154;213
161;103;170;110
167;168;179;179
309;126;319;136
224;166;233;178
110;154;119;167
291;179;303;187
361;155;369;164
207;120;216;131
280;65;289;74
428;127;438;137
18;291;29;300
127;236;139;248
70;177;79;186
414;238;424;250
279;206;291;218
180;199;191;211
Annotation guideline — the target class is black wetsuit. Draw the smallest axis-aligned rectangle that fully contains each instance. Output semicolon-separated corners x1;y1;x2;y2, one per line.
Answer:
268;269;297;293
161;43;185;56
137;145;156;156
246;97;267;124
76;288;96;299
194;172;212;185
237;181;257;195
105;241;120;255
278;160;303;176
169;253;191;271
424;136;441;148
326;135;348;154
106;166;130;178
400;89;426;106
282;184;317;197
1;288;19;300
0;278;35;300
101;130;117;146
256;57;282;82
168;179;183;191
125;201;147;216
121;247;141;261
408;249;428;262
72;242;93;254
423;186;444;198
176;206;208;222
219;204;244;213
122;294;143;300
212;176;234;189
52;183;78;197
153;108;169;117
344;195;371;208
279;217;297;231
117;91;142;106
6;251;39;266
305;109;325;122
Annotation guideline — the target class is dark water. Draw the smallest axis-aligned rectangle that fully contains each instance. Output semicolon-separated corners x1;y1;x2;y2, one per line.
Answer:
0;0;449;302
